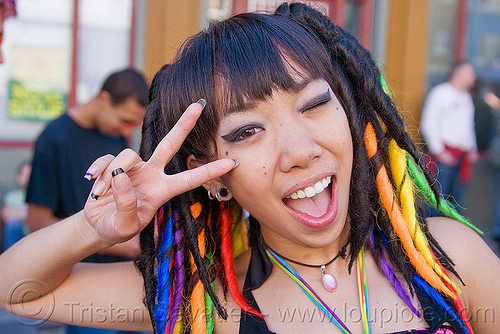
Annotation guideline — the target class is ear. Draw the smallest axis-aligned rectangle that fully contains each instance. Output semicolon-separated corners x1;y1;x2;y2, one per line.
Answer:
97;90;112;108
186;154;232;201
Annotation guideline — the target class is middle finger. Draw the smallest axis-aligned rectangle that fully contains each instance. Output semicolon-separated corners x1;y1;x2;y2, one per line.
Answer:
90;148;143;199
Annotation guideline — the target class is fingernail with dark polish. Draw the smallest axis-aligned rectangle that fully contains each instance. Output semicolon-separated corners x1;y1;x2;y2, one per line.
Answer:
197;98;207;110
84;173;93;180
90;193;99;201
232;158;239;169
112;167;124;177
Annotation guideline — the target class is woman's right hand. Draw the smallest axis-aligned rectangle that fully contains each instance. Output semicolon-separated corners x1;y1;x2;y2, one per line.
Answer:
82;100;235;247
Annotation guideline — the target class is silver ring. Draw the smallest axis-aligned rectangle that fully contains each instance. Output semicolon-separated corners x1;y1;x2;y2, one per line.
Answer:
208;190;215;200
215;187;229;201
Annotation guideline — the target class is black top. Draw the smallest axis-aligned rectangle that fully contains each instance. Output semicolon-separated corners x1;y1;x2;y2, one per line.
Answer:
27;113;127;219
239;242;466;334
26;113;128;262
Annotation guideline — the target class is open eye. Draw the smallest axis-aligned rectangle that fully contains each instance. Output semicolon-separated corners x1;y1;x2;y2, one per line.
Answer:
221;124;264;142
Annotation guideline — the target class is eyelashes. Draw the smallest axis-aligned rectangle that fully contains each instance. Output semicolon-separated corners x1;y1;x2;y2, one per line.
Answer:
299;90;331;113
303;98;330;112
221;124;263;142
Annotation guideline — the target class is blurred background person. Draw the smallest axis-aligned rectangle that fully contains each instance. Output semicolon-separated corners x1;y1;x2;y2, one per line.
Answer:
26;68;147;250
0;0;16;63
472;80;496;156
1;160;30;251
0;0;16;252
484;90;500;248
420;60;478;214
26;68;148;334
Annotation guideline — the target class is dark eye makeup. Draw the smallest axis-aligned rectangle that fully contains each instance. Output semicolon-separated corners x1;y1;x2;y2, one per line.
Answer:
299;89;332;112
220;88;332;143
221;124;263;142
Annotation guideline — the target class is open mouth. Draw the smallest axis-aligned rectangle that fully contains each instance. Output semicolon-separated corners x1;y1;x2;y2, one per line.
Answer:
282;176;338;228
285;176;331;200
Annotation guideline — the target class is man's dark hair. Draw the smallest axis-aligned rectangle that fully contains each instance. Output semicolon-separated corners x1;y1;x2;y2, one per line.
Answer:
100;68;149;107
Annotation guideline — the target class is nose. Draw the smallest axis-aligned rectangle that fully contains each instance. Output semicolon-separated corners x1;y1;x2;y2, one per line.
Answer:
277;118;322;172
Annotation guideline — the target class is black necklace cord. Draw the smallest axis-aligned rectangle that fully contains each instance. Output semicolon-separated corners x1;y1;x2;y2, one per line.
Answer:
264;241;349;268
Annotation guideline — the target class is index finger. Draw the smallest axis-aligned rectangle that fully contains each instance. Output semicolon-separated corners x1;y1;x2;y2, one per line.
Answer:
164;158;237;199
148;99;206;168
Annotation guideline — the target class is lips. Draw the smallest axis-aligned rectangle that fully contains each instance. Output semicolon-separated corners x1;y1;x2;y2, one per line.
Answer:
282;176;338;229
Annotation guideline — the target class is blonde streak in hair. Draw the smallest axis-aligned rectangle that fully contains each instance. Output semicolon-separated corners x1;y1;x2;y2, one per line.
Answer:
173;309;183;334
376;165;454;298
381;80;459;294
365;123;454;298
190;229;207;334
229;201;249;258
388;141;460;293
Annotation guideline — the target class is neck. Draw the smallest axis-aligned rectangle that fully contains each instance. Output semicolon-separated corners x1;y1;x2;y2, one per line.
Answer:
261;226;350;267
448;78;466;92
266;241;348;268
67;99;98;130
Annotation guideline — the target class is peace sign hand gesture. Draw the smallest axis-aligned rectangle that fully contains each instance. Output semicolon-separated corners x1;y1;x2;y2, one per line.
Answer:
83;100;235;247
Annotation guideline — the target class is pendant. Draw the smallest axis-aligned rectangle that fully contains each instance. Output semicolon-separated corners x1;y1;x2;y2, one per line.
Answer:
321;265;337;292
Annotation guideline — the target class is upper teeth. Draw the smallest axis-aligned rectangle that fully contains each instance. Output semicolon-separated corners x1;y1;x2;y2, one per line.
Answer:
286;176;331;200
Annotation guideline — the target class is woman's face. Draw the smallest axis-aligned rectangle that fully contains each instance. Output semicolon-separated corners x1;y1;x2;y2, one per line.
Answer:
216;78;353;249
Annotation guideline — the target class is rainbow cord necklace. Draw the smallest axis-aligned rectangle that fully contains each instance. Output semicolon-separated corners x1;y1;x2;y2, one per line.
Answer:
265;246;372;334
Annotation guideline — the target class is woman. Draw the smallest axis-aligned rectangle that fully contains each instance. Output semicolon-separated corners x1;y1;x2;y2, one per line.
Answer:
1;3;498;333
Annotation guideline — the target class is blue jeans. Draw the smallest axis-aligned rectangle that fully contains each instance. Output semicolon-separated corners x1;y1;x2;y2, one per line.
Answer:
2;219;26;251
426;159;466;217
491;170;500;240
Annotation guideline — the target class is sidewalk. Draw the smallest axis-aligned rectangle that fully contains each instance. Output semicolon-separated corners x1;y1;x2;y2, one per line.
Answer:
0;309;66;334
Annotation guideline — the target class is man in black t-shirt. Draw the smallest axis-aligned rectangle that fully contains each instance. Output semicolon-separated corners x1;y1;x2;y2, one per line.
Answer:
26;69;149;261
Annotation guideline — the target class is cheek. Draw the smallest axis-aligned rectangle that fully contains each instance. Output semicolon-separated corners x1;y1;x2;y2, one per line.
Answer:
218;141;273;181
325;114;352;150
339;122;354;182
222;153;273;206
342;127;354;171
100;116;115;129
224;160;271;189
343;127;354;161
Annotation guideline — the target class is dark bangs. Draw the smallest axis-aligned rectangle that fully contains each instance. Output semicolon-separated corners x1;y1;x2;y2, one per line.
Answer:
211;12;334;114
159;12;334;161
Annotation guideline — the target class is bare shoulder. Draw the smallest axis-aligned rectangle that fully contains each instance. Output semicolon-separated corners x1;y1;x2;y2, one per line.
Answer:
426;216;485;250
427;217;500;332
426;216;498;279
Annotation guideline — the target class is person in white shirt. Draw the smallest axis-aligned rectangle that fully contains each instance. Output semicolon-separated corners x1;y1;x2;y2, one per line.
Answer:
420;60;478;213
0;0;16;63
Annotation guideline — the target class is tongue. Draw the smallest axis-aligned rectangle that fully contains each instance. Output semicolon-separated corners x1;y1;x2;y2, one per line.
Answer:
283;189;331;217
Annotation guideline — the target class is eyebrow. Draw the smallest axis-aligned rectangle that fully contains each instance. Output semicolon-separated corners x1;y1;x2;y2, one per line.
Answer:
221;78;314;116
222;101;258;117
